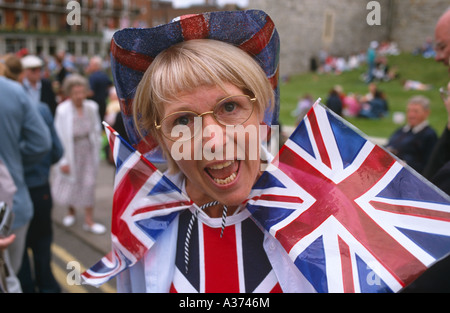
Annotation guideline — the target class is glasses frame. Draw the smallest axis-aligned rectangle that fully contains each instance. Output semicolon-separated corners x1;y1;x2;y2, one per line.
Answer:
155;94;257;142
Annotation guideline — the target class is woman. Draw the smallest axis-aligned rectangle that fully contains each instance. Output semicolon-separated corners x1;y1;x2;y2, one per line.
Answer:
52;74;105;234
111;10;314;293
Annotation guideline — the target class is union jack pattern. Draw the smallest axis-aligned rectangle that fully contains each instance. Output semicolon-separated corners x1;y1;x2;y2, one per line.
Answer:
81;123;192;286
246;100;450;293
170;210;282;293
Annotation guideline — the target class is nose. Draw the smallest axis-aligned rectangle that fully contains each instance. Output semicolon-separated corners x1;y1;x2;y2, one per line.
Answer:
202;114;227;141
200;112;217;126
201;114;230;159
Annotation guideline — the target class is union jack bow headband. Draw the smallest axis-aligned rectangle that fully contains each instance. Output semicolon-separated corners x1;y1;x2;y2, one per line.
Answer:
110;9;280;162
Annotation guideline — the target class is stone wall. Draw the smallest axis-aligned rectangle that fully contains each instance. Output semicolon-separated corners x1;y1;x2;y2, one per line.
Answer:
390;0;450;51
248;0;449;76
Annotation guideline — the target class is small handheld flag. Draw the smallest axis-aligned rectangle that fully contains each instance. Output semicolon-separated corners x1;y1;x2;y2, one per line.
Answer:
82;123;192;286
246;100;450;293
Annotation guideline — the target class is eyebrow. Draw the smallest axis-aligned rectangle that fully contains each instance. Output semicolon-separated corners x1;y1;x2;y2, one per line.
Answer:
166;94;233;114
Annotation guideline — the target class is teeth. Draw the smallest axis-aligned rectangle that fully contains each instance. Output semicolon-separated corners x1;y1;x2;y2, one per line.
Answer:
213;172;237;185
208;161;233;170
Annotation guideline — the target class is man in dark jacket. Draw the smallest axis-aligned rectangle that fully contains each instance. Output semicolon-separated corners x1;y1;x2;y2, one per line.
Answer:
386;96;437;175
422;9;450;195
86;56;112;124
402;9;450;293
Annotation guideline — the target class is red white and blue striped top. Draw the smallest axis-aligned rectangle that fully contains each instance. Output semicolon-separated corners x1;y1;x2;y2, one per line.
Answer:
170;209;282;293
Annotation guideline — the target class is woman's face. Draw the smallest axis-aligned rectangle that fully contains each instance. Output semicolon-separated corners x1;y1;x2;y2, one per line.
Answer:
160;83;263;209
70;84;87;106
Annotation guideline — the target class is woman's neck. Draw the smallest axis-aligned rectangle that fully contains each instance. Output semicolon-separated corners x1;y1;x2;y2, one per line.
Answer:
202;203;238;218
72;100;83;114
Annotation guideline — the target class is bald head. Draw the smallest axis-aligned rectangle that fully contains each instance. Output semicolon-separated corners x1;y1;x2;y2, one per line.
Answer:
435;9;450;71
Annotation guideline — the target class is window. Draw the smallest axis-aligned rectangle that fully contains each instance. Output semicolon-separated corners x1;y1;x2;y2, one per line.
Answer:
67;40;75;54
0;10;4;29
15;11;24;29
323;10;335;44
30;12;41;30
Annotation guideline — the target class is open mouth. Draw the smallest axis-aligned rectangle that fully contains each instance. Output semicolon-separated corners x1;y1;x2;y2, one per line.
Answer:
204;160;240;185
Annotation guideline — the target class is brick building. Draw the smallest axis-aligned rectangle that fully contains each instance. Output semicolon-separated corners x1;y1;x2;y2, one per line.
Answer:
0;0;238;57
0;0;129;56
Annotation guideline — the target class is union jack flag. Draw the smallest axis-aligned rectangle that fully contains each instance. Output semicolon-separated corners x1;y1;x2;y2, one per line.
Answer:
82;123;193;286
246;100;450;293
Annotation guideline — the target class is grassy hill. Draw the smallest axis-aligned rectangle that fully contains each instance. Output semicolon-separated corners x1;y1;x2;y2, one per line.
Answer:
279;53;449;139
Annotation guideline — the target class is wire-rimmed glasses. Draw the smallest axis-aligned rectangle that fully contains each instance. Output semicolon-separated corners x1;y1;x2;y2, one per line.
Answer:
155;95;257;142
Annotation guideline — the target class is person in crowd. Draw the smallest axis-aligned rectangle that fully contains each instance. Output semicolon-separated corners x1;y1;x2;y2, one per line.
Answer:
54;50;69;85
360;82;378;103
366;41;378;83
426;82;450;195
423;81;450;196
0;234;15;293
325;88;343;116
0;70;51;293
435;11;450;71
52;50;71;103
385;96;438;174
86;56;112;124
401;9;450;293
112;10;315;293
2;55;64;292
292;93;313;124
18;86;64;293
21;55;58;116
342;93;361;117
52;74;105;235
423;9;450;193
358;89;388;119
0;158;17;293
1;54;23;81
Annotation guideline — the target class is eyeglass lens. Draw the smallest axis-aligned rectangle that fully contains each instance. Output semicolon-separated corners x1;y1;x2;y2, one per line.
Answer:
160;95;254;141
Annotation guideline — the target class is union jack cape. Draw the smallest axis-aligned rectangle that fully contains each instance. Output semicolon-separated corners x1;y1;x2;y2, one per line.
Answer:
81;123;193;285
83;102;450;292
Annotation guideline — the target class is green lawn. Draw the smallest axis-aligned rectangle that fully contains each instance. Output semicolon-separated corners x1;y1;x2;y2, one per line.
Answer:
279;53;449;139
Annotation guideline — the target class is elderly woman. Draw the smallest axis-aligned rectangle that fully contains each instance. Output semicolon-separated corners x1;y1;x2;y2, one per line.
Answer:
52;74;105;234
111;10;314;293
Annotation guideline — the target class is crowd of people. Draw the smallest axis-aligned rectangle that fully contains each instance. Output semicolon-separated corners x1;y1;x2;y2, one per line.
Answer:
293;78;449;180
293;39;402;123
0;50;114;293
291;21;450;188
314;41;400;82
292;82;389;124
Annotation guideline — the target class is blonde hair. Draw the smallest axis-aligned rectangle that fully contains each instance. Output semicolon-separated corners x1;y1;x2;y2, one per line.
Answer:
133;39;274;170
